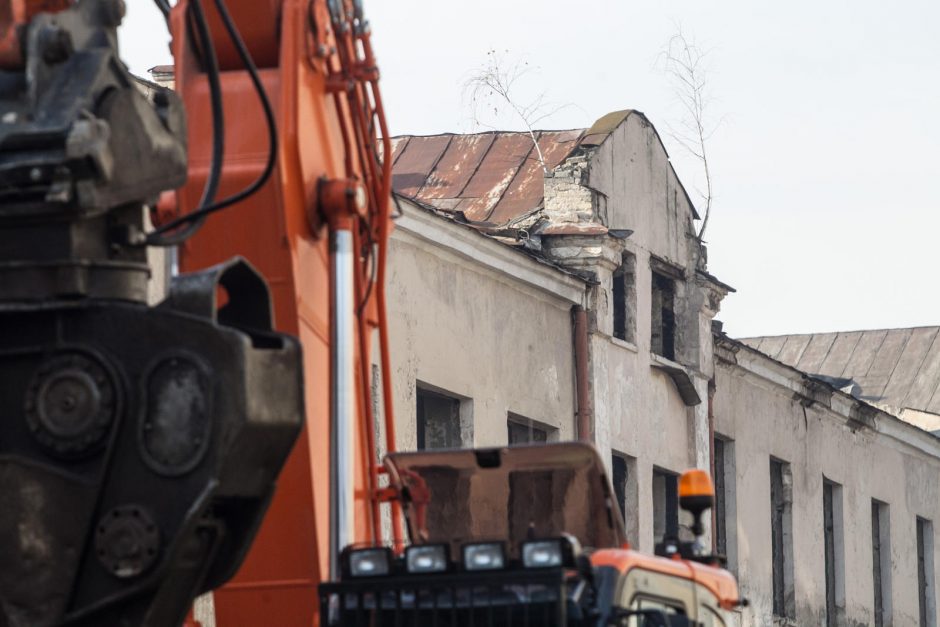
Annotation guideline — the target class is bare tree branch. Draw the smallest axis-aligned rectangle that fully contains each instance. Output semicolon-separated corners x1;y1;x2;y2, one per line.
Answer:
658;27;721;242
463;49;571;174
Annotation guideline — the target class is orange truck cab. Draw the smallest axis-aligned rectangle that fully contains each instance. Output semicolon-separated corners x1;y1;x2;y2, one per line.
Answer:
319;443;742;626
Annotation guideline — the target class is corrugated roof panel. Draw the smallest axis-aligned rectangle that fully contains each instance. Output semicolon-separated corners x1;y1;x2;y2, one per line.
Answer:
487;130;582;225
459;133;535;222
904;332;940;411
840;330;888;383
387;136;410;166
795;333;837;374
882;327;938;408
747;336;785;358
926;376;940;415
742;327;940;418
859;329;912;399
392;135;452;197
776;335;811;367
418;134;496;200
818;331;863;378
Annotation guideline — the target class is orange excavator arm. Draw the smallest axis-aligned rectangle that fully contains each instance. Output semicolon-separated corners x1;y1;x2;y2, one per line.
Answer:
166;0;402;623
0;0;398;624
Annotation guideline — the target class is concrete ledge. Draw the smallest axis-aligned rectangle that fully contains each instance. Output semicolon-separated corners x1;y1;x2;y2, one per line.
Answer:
650;353;702;406
394;198;587;306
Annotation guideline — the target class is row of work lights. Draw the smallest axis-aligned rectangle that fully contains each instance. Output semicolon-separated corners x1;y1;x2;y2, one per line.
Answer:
342;537;580;579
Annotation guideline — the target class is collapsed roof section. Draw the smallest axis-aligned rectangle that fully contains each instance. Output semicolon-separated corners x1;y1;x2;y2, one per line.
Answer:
389;129;582;225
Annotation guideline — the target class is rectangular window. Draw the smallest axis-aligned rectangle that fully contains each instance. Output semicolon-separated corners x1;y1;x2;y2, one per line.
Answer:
872;500;892;627
416;387;462;450
823;479;845;627
918;517;936;627
713;436;736;567
506;414;554;445
653;467;679;546
770;459;795;619
612;253;637;343
651;271;676;360
611;453;638;545
612;454;628;519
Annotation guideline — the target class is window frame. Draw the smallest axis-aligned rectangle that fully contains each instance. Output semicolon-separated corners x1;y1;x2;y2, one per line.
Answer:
506;412;556;445
415;383;470;450
612;252;637;344
650;270;677;361
770;458;795;619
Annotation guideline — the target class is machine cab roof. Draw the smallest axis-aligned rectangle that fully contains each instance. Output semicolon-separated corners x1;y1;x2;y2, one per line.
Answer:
384;442;628;556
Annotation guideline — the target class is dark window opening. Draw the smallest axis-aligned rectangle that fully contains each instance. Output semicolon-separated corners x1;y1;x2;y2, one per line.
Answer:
612;254;636;343
507;414;550;445
416;387;462;450
714;437;728;557
651;271;676;360
823;479;845;627
771;459;795;619
611;452;638;545
872;500;891;627
653;468;679;545
918;517;935;627
612;454;628;520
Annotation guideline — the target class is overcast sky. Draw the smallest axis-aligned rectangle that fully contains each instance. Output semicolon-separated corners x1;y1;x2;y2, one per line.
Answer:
120;1;940;338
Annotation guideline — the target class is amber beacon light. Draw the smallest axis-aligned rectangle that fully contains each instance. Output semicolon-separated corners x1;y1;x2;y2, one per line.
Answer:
678;469;715;540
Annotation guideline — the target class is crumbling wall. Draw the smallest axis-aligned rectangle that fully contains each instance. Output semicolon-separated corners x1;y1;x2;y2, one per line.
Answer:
715;344;940;626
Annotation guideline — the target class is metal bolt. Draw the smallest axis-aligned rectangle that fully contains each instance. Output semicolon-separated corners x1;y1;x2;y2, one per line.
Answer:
40;27;73;64
29;168;42;182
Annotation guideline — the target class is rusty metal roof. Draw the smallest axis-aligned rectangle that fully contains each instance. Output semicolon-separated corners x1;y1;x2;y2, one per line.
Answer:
742;327;940;415
390;130;584;225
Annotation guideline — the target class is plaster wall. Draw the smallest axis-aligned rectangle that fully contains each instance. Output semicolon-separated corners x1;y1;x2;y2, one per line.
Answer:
549;113;719;552
716;350;940;627
385;203;583;451
586;113;698;270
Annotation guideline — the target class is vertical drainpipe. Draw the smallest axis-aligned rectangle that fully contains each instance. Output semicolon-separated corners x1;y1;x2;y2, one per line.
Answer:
573;305;593;442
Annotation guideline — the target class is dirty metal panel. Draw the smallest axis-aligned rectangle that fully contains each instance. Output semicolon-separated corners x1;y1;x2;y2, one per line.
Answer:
459;134;536;222
425;198;463;212
417;133;497;201
384;442;627;554
855;329;912;401
391;135;452;198
881;327;939;409
487;130;583;225
903;330;940;411
795;333;838;375
739;337;767;352
928;387;940;416
387;136;411;166
580;110;634;146
925;359;940;415
817;332;863;378
754;336;787;360
775;335;811;368
840;330;888;386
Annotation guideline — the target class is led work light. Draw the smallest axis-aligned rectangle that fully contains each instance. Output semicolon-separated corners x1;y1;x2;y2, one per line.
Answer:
405;544;449;574
346;548;392;578
462;542;506;571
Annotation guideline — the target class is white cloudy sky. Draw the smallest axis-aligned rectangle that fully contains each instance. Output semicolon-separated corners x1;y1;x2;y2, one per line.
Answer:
120;1;940;338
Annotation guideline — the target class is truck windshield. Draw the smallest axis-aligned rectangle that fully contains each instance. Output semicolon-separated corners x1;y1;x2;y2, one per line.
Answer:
384;442;627;557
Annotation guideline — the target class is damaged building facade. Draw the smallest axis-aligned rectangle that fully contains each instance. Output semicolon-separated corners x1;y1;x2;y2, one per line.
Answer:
385;110;940;626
